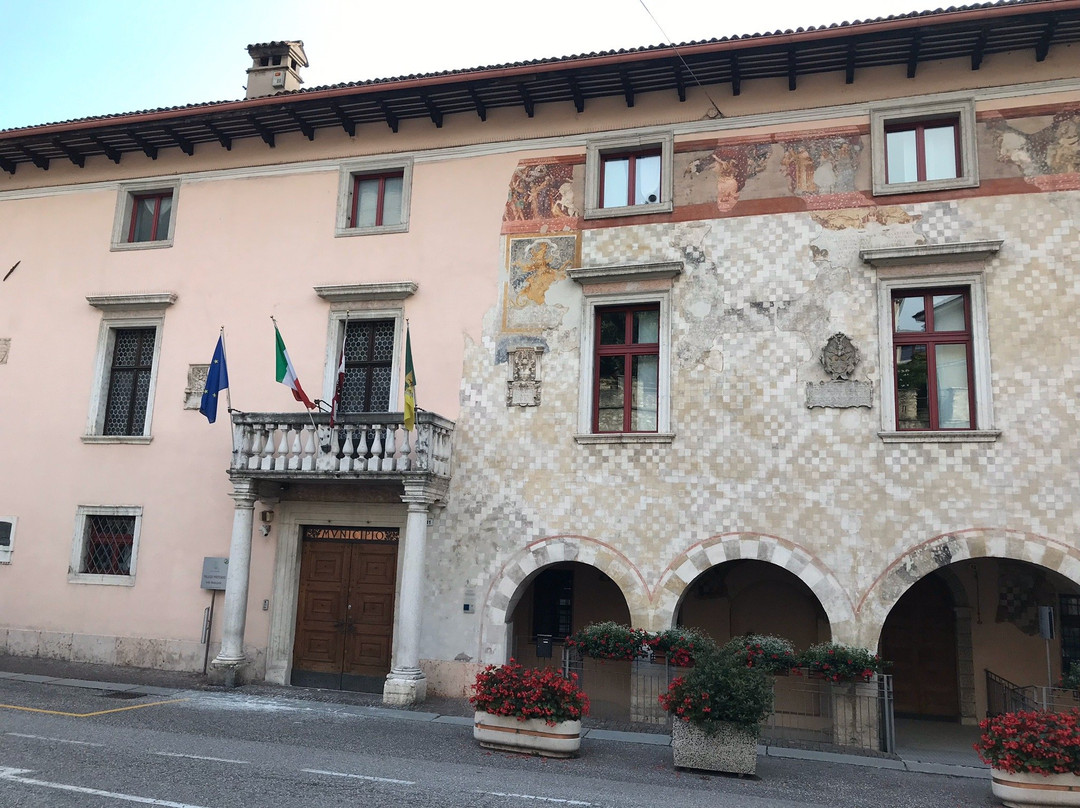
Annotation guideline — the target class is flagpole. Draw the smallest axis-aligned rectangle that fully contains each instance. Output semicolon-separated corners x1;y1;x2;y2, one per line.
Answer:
219;325;232;414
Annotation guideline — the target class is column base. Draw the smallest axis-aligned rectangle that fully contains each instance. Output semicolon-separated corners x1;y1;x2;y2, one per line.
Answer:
209;655;250;688
383;670;427;705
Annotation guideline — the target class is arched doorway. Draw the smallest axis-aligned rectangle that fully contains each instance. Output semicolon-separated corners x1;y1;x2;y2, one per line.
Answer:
677;560;831;649
880;572;960;720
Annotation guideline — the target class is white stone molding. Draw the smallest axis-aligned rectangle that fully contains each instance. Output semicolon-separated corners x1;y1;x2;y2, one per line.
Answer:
653;532;857;643
478;535;652;665
860;240;1003;268
86;293;178;312
109;179;181;251
869;98;978;196
185;364;209;410
855;528;1080;650
584;130;674;220
507;346;543;407
334;156;414;237
314;282;418;303
567;261;683;287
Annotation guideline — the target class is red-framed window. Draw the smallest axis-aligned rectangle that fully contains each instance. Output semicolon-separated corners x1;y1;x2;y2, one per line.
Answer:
82;515;135;576
892;288;975;430
128;191;173;243
594;304;660;433
884;117;961;185
349;171;404;228
600;149;661;208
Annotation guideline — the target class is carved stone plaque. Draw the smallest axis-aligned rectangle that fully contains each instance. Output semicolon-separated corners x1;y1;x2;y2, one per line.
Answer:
806;380;873;409
820;333;860;380
507;347;543;407
185;364;209;409
0;338;9;365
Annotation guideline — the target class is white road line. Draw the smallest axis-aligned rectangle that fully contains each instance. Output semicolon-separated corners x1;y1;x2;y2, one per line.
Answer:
153;752;250;765
478;791;593;806
0;767;211;808
5;732;104;747
302;768;416;785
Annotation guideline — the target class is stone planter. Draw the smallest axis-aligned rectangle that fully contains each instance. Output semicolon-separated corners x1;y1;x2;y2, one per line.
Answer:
991;770;1080;807
473;711;582;758
671;718;759;775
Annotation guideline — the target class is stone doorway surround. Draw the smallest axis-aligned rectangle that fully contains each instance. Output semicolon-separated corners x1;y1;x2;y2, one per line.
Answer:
264;501;408;687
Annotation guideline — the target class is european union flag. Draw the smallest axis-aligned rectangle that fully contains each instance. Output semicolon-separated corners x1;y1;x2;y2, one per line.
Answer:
200;335;229;424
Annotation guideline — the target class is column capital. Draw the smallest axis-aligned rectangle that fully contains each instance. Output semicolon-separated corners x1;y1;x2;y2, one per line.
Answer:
400;475;448;508
229;477;258;508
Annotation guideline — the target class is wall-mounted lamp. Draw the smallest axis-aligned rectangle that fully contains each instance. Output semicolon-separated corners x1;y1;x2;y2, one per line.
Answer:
260;524;272;537
259;510;274;523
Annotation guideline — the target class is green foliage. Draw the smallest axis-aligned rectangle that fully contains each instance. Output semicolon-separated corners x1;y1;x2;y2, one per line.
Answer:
470;660;590;726
798;642;887;682
659;646;775;734
723;634;798;674
566;622;647;661
648;626;716;667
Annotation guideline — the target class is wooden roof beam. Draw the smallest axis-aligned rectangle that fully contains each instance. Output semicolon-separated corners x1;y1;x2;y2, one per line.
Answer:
845;42;857;84
907;32;922;78
19;146;48;170
731;54;741;96
128;131;158;160
248;115;275;147
328;102;356;136
378;100;399;132
467;86;487;121
51;137;84;168
163;126;194;156
620;69;635;108
205;122;232;150
0;155;15;175
788;50;797;91
566;74;585;113
422;94;443;128
285;107;315;141
1036;17;1058;61
671;58;686;102
89;135;121;164
517;83;535;118
971;27;990;70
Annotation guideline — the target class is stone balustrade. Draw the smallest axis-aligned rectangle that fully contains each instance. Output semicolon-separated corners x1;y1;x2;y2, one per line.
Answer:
229;411;454;479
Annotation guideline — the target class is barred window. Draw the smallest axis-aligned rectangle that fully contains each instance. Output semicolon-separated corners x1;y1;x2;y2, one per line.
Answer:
82;515;135;576
341;319;394;413
103;327;156;436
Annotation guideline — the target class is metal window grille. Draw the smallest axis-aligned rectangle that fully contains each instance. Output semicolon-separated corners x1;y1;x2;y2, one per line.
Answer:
0;521;11;548
103;327;156;436
82;515;135;576
341;320;394;413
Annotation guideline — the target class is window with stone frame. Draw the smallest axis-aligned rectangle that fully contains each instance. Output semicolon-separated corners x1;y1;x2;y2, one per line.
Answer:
340;319;395;413
102;327;158;436
593;304;661;433
892;287;975;430
69;506;142;586
584;132;673;220
0;517;14;564
128;191;173;243
870;99;978;196
111;181;180;250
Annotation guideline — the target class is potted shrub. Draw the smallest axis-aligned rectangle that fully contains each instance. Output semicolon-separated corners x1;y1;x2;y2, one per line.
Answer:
975;709;1080;807
658;646;774;775
723;634;798;675
567;621;647;661
470;659;590;758
798;642;885;682
648;626;715;667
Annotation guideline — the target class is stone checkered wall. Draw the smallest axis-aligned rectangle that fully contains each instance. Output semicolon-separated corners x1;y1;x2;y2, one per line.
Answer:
421;186;1080;664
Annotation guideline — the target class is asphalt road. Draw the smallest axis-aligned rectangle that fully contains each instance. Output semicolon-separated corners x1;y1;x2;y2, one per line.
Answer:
0;678;997;808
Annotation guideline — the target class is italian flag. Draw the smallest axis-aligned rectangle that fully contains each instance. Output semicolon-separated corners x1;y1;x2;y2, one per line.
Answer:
274;324;315;409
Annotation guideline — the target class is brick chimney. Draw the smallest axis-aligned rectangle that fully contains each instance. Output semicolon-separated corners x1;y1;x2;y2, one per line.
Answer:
245;41;308;99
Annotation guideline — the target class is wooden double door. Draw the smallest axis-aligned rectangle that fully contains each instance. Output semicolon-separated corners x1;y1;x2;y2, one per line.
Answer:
291;527;399;692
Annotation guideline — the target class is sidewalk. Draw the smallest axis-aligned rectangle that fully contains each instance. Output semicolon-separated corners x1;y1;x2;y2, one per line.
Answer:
0;655;988;779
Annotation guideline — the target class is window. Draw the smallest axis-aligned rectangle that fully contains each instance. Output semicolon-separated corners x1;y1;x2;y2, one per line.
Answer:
892;288;974;430
85;294;174;443
871;100;977;196
69;506;142;585
0;517;15;564
568;261;681;441
594;305;660;433
111;181;179;250
869;259;998;442
585;132;673;219
128;191;173;243
336;159;413;236
340;319;396;413
1061;595;1080;673
532;568;573;640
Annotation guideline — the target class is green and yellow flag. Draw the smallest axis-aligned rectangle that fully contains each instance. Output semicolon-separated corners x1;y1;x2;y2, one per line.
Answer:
404;324;416;431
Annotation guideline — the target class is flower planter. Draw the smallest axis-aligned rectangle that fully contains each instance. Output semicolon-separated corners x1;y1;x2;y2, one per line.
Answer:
671;718;759;775
473;711;582;758
991;770;1080;807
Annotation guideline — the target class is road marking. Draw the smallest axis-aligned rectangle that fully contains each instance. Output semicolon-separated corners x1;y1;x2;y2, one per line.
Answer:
0;697;188;717
478;791;592;806
302;768;416;785
6;732;104;747
153;752;250;765
0;766;211;808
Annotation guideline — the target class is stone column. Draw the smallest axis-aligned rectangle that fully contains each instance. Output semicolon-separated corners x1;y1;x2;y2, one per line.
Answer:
384;478;443;705
211;477;257;687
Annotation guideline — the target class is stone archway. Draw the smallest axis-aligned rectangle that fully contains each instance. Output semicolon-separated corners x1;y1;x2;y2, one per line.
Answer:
478;535;650;664
655;531;856;641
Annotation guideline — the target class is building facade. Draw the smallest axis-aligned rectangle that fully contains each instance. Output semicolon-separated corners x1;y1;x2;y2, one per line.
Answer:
2;2;1080;720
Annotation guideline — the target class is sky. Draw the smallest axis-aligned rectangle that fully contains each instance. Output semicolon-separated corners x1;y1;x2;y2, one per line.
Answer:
3;0;951;130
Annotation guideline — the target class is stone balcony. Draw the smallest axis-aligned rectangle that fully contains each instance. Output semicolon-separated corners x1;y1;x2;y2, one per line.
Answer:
229;410;454;482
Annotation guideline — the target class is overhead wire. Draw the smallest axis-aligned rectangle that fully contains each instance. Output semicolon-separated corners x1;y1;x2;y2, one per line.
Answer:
637;0;725;118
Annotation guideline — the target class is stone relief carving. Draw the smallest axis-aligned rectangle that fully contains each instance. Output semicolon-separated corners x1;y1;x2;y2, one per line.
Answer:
806;333;872;409
0;338;9;365
507;347;543;407
185;364;209;410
